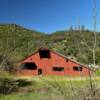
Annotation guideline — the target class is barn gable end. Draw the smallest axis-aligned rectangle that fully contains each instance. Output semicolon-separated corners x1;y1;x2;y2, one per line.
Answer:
18;48;92;76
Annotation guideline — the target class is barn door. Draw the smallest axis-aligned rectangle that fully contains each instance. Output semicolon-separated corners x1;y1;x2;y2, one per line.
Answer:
38;69;42;75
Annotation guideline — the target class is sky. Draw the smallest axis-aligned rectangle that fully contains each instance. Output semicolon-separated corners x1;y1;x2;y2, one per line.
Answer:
0;0;100;33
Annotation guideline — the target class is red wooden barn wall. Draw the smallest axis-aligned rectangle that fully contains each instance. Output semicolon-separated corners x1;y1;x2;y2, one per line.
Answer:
18;49;92;76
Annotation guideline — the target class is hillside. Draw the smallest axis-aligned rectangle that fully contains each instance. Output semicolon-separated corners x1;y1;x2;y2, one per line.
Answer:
0;24;45;60
0;24;100;65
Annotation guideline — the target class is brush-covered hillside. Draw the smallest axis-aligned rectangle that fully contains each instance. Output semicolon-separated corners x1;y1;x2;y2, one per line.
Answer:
0;24;100;65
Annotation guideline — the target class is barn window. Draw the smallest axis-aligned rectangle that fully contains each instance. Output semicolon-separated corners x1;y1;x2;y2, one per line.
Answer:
21;62;37;70
39;50;51;58
53;67;64;71
73;66;82;71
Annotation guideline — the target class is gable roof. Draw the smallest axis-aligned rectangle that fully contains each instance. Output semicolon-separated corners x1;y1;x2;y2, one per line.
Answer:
20;47;91;70
52;50;89;68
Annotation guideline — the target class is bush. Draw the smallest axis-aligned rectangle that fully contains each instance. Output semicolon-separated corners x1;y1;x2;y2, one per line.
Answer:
0;54;16;73
15;79;32;87
0;78;32;95
0;78;18;94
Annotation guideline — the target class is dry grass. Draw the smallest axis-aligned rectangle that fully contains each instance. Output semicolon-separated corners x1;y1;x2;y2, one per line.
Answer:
0;76;100;100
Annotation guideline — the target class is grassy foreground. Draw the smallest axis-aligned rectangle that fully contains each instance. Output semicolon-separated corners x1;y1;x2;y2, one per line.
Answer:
0;76;100;100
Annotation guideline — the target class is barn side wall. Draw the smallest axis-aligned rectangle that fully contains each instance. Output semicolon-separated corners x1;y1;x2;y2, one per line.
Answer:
18;51;92;76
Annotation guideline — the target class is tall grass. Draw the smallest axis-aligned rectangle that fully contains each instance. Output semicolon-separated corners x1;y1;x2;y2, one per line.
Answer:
0;76;100;100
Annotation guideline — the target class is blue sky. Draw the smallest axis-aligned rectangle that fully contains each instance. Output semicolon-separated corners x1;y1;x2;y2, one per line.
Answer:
0;0;100;33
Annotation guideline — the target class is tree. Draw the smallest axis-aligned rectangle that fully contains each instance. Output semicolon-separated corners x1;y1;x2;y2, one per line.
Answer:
81;25;85;31
69;26;73;31
93;0;97;67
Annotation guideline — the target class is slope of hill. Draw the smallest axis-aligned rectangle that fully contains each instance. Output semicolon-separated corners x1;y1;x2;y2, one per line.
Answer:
0;24;45;60
0;24;100;65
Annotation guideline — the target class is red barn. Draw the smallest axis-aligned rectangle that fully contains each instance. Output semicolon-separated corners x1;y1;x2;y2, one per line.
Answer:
18;48;92;76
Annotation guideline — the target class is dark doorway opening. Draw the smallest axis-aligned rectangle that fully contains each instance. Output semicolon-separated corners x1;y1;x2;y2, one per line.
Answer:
21;62;37;70
39;50;51;58
38;69;42;75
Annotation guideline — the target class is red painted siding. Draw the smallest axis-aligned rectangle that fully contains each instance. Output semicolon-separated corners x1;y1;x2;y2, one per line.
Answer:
18;49;92;76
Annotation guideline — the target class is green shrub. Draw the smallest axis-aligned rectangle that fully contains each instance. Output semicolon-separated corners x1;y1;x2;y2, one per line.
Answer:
0;78;18;94
15;79;32;87
0;78;32;95
0;54;15;72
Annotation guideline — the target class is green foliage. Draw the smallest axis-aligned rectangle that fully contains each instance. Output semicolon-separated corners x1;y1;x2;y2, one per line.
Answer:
0;77;100;100
0;24;100;65
96;70;100;76
0;24;45;58
0;78;32;94
0;54;15;72
15;79;32;87
0;78;18;94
